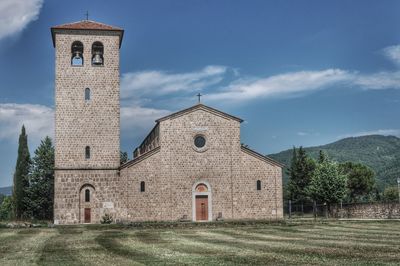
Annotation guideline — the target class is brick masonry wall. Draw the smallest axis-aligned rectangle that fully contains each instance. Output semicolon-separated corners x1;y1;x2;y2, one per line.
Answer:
120;107;284;222
331;203;400;219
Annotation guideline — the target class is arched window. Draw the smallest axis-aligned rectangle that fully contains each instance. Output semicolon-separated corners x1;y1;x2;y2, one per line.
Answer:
85;189;90;202
257;180;261;191
195;183;208;192
140;181;145;192
92;42;104;66
85;88;90;101
71;41;84;66
85;146;90;159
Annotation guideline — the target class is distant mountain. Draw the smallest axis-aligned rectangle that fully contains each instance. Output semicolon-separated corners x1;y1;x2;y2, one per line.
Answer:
0;186;12;196
268;135;400;190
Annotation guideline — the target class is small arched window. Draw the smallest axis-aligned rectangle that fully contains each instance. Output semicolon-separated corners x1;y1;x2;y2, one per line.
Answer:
257;180;261;191
195;183;208;192
71;41;84;66
85;146;90;159
92;42;104;66
85;189;90;202
85;88;90;101
140;181;145;192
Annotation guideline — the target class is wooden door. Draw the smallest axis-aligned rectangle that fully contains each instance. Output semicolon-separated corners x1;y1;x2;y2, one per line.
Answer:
84;208;91;223
196;195;208;221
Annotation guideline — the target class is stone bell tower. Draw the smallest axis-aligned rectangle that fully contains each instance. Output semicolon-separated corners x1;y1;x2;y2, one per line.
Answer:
51;20;124;224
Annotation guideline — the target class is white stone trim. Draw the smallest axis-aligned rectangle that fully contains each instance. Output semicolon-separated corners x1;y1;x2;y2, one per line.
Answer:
192;180;212;222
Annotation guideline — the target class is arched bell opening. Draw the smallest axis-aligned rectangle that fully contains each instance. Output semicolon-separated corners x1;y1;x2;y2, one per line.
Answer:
91;41;104;66
71;41;84;66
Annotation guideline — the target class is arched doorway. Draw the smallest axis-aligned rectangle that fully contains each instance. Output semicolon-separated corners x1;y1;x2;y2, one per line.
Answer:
79;184;95;224
192;181;212;221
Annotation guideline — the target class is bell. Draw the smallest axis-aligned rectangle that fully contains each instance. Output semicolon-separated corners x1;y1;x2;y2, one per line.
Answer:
92;53;103;65
74;51;82;59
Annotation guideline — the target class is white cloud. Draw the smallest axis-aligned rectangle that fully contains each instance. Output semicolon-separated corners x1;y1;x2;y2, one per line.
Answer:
121;65;227;99
120;106;170;138
339;129;400;139
0;103;53;141
0;0;43;41
297;132;309;136
354;71;400;90
208;69;353;101
383;45;400;66
120;44;400;104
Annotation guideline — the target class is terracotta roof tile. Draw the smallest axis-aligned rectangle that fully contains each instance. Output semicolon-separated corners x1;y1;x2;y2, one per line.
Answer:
51;20;124;47
51;20;123;31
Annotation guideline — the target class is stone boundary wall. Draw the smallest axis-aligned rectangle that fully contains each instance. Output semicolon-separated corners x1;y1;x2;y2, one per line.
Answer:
331;202;400;219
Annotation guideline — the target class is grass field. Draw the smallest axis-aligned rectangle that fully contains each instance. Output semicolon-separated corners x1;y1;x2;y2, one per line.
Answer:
0;221;399;265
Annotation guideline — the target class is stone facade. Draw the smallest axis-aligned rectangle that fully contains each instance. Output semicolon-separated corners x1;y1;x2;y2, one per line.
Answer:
52;20;283;224
53;25;122;224
120;105;284;222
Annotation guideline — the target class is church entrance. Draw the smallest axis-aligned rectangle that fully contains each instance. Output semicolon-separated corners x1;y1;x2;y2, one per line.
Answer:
84;208;91;223
79;184;95;223
195;195;208;221
192;182;212;221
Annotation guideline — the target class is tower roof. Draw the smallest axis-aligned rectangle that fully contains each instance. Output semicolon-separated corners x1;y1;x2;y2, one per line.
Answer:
51;20;124;47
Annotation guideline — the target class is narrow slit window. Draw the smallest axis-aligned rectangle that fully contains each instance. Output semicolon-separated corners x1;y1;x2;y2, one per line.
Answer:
85;189;90;202
85;146;90;159
257;180;261;190
85;88;90;101
140;181;145;192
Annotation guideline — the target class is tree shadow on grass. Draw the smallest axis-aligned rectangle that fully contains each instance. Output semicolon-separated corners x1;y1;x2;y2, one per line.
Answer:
0;229;41;255
95;231;165;264
178;230;400;265
151;230;283;265
37;228;83;266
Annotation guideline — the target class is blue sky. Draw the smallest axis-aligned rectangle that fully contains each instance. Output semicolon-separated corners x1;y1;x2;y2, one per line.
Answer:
0;0;399;187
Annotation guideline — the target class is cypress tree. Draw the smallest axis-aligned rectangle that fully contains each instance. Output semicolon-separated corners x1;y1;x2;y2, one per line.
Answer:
27;136;55;220
12;125;31;220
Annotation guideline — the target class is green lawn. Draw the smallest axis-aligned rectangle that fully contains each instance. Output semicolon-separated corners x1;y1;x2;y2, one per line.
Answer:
0;221;400;265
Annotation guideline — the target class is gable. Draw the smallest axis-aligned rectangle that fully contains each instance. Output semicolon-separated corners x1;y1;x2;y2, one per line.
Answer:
156;104;243;123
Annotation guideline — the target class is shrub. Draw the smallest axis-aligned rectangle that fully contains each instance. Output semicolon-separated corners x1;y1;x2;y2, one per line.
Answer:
101;213;113;224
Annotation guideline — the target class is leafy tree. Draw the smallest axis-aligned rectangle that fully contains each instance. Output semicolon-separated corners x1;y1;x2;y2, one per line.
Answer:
26;136;54;220
120;151;128;164
12;125;31;219
383;186;399;202
0;196;13;220
339;162;375;202
287;147;316;203
307;157;347;212
0;194;5;205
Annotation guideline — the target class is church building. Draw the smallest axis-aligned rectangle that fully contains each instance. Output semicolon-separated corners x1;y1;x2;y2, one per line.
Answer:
51;20;283;224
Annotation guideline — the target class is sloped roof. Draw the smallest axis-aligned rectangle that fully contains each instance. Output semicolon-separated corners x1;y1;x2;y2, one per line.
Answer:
241;146;285;168
156;103;244;123
51;20;124;47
